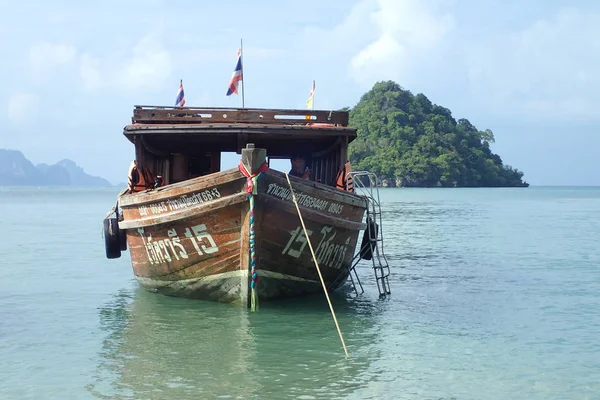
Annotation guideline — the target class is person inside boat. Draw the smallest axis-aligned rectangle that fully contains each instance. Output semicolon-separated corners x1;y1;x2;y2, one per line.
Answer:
289;155;311;179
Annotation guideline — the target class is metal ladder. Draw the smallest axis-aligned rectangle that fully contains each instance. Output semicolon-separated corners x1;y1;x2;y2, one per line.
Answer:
346;171;391;299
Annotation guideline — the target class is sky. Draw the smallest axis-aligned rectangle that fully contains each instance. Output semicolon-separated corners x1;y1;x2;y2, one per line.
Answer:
1;0;599;186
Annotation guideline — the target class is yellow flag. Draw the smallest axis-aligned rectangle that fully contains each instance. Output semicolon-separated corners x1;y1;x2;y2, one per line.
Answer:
306;80;315;109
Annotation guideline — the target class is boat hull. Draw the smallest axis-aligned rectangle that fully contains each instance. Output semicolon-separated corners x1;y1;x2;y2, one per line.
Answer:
118;168;367;305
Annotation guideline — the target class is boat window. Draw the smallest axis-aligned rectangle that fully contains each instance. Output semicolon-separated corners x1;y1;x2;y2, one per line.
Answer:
189;153;212;177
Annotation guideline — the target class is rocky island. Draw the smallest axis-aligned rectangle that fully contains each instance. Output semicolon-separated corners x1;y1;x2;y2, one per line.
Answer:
348;81;528;187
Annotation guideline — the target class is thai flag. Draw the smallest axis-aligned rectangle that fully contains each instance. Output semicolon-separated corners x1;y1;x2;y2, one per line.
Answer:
226;48;243;96
175;79;185;107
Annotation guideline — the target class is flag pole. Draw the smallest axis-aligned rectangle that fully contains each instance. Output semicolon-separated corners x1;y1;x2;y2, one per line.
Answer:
311;79;315;110
240;38;245;109
307;80;315;110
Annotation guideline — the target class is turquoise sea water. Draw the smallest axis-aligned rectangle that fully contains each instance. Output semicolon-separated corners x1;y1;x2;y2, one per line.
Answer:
1;186;599;399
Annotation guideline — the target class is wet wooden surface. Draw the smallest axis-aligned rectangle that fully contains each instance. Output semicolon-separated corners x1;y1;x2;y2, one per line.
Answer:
119;166;368;302
131;106;350;126
128;203;243;279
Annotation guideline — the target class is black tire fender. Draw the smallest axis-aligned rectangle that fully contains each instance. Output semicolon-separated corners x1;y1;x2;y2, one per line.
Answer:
104;218;121;259
359;216;378;260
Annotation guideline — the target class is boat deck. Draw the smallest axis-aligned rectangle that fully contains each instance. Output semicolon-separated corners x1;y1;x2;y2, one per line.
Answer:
123;106;357;155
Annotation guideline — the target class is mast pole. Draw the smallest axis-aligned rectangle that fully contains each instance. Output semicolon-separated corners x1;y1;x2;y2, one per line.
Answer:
240;38;245;109
312;80;315;110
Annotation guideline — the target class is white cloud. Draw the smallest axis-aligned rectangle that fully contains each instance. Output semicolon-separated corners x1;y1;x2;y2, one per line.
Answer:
7;93;39;125
26;42;78;86
24;36;175;94
327;0;378;43
350;34;407;87
117;35;172;92
322;1;600;121
79;54;102;91
300;0;378;59
369;0;454;49
347;0;455;87
27;42;104;92
29;42;76;68
466;7;600;120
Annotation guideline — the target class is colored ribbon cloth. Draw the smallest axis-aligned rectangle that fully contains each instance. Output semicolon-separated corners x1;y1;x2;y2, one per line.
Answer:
238;161;269;311
239;161;269;194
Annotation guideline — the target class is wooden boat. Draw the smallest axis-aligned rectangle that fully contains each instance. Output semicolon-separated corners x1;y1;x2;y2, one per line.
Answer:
103;106;388;306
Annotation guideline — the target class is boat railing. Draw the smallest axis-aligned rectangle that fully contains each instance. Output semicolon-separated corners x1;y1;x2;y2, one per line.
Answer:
131;106;350;126
345;171;391;299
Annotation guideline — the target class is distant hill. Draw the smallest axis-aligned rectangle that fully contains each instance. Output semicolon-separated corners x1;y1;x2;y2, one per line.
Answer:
0;149;112;187
348;81;529;187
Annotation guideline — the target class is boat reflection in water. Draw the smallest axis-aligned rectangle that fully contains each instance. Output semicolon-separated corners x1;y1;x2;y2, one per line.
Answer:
86;286;386;399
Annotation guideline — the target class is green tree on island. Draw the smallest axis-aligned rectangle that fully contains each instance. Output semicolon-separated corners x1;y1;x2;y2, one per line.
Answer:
348;81;528;187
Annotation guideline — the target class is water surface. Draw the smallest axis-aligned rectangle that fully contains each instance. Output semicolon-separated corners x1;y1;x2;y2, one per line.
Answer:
1;186;599;399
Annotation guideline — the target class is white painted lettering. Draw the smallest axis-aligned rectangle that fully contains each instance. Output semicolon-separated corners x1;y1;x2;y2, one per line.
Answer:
282;226;313;258
266;183;344;215
137;187;222;216
281;225;351;269
137;224;218;264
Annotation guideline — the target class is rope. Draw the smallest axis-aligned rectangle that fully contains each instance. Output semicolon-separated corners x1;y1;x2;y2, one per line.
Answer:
238;161;269;312
248;193;258;311
284;172;350;358
103;188;129;219
103;204;118;221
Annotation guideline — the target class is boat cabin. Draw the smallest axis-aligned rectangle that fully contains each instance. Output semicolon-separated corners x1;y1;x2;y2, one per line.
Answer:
123;106;357;190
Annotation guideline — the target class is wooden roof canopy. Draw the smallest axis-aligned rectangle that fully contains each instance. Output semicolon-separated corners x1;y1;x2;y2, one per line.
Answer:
123;106;357;156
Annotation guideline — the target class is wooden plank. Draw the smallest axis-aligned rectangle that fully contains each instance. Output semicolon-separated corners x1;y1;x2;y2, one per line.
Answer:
124;125;356;138
126;204;245;302
119;192;248;229
125;123;353;131
118;168;243;207
127;204;242;277
253;198;362;298
261;169;368;208
116;142;372;303
258;196;367;231
132;106;349;126
121;178;364;301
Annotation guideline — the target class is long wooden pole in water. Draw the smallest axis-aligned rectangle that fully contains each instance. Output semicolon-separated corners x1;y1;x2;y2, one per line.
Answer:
284;173;350;358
